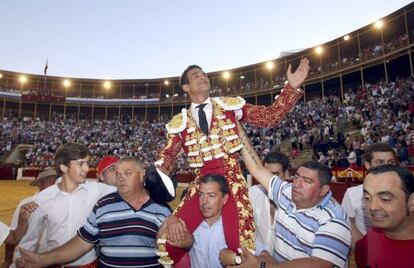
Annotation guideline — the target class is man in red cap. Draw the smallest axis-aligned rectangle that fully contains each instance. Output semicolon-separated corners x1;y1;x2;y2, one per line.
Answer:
96;156;119;186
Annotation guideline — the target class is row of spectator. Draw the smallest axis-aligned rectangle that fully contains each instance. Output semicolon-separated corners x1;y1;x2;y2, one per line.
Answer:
1;77;413;173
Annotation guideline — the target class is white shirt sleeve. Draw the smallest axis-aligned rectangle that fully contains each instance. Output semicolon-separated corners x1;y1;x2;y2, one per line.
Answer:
255;238;267;255
341;189;356;218
234;109;243;120
0;221;10;245
10;202;21;231
16;206;45;257
101;184;117;196
10;196;34;230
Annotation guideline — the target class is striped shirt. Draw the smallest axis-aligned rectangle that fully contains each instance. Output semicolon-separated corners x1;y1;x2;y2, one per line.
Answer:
268;176;351;268
78;192;171;268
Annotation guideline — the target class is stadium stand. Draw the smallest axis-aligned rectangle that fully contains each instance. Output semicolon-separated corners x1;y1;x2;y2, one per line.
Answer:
0;2;414;182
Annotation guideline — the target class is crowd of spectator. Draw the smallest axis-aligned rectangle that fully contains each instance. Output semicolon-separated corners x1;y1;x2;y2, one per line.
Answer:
271;77;414;168
0;117;171;171
1;76;413;174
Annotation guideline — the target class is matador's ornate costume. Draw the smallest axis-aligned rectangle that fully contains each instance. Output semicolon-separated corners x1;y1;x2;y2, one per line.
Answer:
156;83;303;263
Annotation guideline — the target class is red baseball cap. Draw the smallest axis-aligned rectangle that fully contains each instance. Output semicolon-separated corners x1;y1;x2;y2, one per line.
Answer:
96;156;119;178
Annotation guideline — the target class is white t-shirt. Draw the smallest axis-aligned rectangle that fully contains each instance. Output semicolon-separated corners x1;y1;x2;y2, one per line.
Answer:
249;185;276;254
347;151;357;164
9;195;48;268
0;221;10;245
341;184;370;234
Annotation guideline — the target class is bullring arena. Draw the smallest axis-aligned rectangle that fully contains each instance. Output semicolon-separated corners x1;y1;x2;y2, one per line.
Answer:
1;1;414;267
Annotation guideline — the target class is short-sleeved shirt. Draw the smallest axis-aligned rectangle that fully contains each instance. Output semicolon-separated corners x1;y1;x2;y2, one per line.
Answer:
0;221;10;245
249;185;276;254
78;192;171;268
341;184;370;234
269;176;351;268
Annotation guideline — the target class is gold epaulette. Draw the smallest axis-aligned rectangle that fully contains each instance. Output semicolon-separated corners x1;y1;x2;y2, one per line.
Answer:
213;96;246;111
165;108;187;134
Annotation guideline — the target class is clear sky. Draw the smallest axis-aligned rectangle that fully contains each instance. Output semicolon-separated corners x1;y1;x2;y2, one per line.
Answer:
0;0;412;79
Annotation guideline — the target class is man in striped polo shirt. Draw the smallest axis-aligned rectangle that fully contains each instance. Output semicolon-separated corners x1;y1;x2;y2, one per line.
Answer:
20;157;171;268
234;122;351;268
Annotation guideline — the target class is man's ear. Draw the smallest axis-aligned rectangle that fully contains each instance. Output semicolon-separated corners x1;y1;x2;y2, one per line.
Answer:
138;170;145;183
408;193;414;213
320;184;330;197
182;84;189;93
223;193;229;205
60;164;68;174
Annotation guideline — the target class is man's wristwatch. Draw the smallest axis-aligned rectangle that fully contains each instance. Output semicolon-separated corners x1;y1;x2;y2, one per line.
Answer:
260;261;266;268
234;253;242;265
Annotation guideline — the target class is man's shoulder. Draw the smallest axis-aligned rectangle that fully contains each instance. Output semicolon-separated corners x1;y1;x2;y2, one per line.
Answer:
93;192;120;209
344;183;363;196
17;195;36;207
322;197;349;222
85;180;117;194
166;108;188;134
213;96;246;110
34;184;59;204
248;185;267;198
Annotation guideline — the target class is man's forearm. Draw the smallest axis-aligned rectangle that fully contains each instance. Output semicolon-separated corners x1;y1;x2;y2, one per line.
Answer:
236;120;273;192
350;218;363;250
39;236;93;266
179;232;194;250
265;257;333;268
11;222;29;245
4;243;15;264
241;83;303;128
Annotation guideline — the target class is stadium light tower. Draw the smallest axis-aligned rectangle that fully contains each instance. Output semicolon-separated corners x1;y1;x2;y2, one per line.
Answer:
315;46;323;55
19;75;27;91
374;20;383;29
0;73;3;79
223;71;230;79
164;80;169;85
223;71;230;92
104;81;111;89
103;81;111;98
266;61;274;86
315;46;323;73
343;35;350;41
63;79;71;88
63;79;71;97
374;20;385;55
